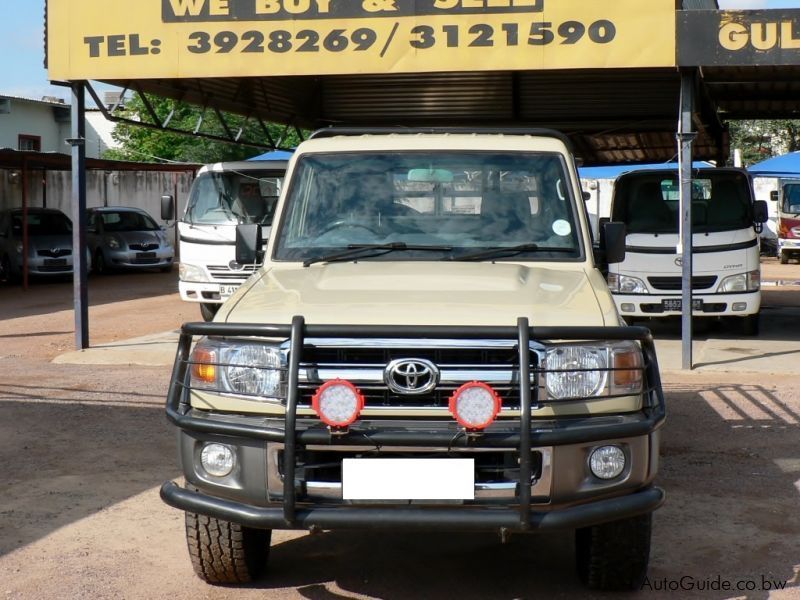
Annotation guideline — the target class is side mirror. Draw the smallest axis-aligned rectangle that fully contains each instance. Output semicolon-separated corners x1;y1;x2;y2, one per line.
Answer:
236;223;263;265
601;221;627;265
161;195;175;221
753;200;768;224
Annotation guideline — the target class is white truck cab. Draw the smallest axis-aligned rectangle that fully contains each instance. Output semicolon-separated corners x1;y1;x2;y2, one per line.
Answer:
170;155;289;321
607;168;767;335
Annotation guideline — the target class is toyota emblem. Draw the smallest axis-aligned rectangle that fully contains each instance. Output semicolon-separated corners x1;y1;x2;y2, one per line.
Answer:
383;358;440;395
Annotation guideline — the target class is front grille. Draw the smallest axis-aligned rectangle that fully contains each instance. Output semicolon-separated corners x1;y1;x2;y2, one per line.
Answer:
297;343;534;410
37;248;71;258
130;258;159;265
207;264;259;281
130;243;159;251
37;265;71;273
647;276;717;291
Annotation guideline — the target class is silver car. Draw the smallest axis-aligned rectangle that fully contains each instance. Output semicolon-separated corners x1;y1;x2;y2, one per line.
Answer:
0;208;74;283
87;207;174;274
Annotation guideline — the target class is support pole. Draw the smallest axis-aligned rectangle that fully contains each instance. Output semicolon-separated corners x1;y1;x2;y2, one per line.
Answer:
677;70;697;370
69;81;89;350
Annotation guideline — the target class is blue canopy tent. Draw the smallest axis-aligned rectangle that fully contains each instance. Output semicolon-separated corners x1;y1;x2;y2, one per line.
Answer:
247;150;294;161
747;152;800;179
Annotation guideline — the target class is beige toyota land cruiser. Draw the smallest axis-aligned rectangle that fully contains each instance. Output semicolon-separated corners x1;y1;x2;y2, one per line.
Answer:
161;128;665;590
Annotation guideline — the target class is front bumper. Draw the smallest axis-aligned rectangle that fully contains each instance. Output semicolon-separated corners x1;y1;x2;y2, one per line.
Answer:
179;280;244;304
105;247;173;270
613;291;760;318
163;319;666;531
161;480;664;532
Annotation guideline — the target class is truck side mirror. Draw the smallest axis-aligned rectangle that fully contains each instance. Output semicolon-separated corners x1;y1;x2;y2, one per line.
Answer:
236;223;263;265
753;200;768;224
601;221;627;265
770;190;779;202
161;195;175;221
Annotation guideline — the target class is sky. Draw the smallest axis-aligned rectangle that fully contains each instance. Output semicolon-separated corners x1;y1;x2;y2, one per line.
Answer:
2;0;800;103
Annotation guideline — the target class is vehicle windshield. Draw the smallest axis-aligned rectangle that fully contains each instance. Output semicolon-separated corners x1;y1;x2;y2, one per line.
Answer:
11;212;72;236
101;211;159;232
274;151;581;262
781;183;800;215
186;169;284;225
614;171;753;234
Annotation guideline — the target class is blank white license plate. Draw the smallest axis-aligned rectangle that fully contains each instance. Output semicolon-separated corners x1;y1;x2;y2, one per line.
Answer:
342;458;474;500
220;284;239;298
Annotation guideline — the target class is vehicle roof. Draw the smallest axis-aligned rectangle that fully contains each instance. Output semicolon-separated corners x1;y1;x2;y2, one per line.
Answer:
197;160;290;175
5;207;68;215
87;206;151;212
294;132;572;155
615;167;750;180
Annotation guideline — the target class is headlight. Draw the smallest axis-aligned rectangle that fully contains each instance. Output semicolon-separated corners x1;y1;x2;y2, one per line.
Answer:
543;341;643;400
190;338;283;400
179;262;209;283
718;270;760;293
607;273;647;294
105;235;120;249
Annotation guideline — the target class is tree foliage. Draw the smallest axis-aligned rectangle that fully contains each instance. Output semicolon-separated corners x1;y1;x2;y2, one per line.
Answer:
728;120;800;167
103;93;302;163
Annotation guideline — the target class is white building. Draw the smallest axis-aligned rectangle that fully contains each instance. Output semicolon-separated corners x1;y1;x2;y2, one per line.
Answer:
0;94;120;159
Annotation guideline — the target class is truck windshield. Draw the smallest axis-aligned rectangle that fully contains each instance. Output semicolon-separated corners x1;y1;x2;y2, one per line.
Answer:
782;183;800;215
274;151;581;262
614;171;753;234
186;169;284;226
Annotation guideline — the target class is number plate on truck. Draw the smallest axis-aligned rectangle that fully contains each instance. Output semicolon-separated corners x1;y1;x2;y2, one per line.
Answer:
662;298;703;311
220;284;239;298
342;458;475;500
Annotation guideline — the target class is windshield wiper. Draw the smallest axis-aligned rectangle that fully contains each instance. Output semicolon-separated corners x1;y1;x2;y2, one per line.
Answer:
451;243;574;262
303;242;453;267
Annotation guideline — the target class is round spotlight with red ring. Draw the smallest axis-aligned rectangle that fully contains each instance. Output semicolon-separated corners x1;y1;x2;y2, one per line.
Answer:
448;381;502;430
311;379;365;428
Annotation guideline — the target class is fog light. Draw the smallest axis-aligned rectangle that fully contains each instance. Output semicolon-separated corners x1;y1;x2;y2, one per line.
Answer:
589;445;626;480
448;382;502;430
732;302;747;312
620;303;635;313
312;379;365;428
200;443;236;477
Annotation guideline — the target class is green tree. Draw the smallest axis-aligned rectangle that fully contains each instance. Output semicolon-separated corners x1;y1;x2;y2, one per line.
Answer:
728;120;800;167
103;93;301;163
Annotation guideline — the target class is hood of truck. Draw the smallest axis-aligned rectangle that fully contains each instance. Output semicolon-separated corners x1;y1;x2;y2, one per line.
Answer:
220;261;616;327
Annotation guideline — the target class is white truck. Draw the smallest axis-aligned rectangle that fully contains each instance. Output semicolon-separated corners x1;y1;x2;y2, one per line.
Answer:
163;154;289;321
161;128;665;590
606;168;767;335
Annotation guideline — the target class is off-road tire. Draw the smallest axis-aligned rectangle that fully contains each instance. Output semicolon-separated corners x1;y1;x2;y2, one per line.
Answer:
184;510;271;584
200;302;219;322
575;512;652;591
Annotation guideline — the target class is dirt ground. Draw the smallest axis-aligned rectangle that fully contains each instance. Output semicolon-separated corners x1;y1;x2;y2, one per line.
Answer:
1;265;800;599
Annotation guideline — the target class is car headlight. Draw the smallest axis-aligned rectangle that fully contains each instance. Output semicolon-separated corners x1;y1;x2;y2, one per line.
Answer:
105;235;121;249
607;273;648;294
179;262;209;283
543;341;643;400
718;270;760;293
189;338;283;400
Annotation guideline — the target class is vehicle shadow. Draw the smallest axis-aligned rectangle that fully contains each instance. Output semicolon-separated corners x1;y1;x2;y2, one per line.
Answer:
0;269;178;322
240;379;800;600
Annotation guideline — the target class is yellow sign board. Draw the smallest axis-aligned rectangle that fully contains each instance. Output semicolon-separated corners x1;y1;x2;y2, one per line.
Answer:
47;0;676;80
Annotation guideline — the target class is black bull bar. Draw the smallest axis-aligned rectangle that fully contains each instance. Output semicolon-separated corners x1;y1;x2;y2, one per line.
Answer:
161;317;666;532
